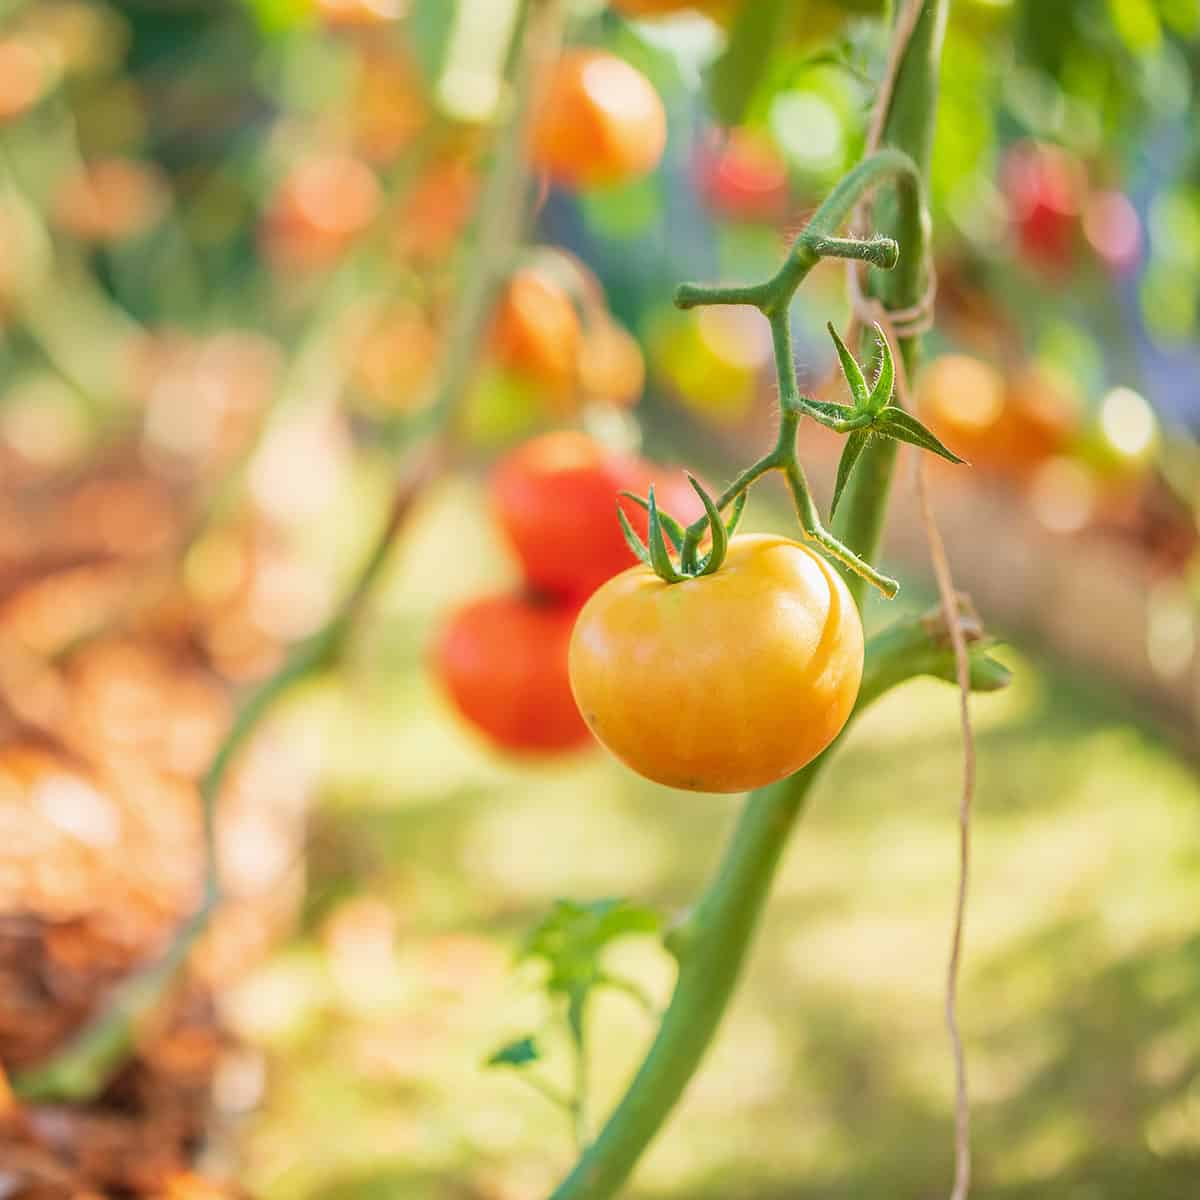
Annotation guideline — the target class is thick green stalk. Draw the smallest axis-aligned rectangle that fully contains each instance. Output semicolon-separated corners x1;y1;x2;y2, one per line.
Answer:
833;0;949;601
547;4;949;1196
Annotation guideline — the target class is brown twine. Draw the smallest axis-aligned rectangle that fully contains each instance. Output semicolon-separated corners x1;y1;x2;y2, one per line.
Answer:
842;3;975;1198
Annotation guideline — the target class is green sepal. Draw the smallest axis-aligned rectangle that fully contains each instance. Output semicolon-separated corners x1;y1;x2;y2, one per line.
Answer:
616;505;651;566
725;490;748;537
866;323;894;415
688;474;728;576
831;430;870;518
795;396;868;432
875;408;965;464
619;491;687;551
827;322;869;408
487;1035;541;1069
647;487;685;583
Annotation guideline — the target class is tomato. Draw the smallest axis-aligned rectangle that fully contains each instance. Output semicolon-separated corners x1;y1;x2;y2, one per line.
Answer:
0;37;49;123
917;354;1007;470
531;50;666;189
390;155;478;265
696;129;788;223
578;317;645;407
490;431;702;601
317;0;401;27
1082;190;1141;275
492;268;581;402
1001;365;1081;471
1001;141;1085;277
434;593;590;753
651;305;771;425
261;154;381;271
347;300;437;415
53;159;169;244
569;534;863;792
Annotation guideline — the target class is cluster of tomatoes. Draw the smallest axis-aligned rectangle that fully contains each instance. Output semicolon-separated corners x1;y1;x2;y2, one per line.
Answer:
433;431;701;755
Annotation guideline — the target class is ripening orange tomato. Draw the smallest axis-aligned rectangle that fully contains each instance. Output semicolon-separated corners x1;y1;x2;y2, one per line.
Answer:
261;153;381;271
578;317;645;407
434;593;591;753
569;534;864;792
531;50;666;189
492;268;582;401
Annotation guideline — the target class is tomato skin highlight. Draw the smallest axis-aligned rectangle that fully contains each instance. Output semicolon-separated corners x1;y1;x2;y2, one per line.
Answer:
435;594;590;753
569;535;864;793
490;431;701;602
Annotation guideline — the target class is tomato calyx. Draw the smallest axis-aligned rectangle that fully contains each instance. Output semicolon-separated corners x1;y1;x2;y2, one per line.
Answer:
617;476;747;583
790;323;966;516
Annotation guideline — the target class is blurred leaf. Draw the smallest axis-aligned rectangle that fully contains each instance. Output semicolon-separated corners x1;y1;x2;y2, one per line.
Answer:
242;0;314;34
487;1036;541;1069
706;0;791;126
522;898;661;998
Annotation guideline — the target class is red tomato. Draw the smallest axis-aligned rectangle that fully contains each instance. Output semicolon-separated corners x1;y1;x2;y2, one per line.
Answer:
1001;141;1085;276
490;431;702;601
434;593;590;753
696;129;788;223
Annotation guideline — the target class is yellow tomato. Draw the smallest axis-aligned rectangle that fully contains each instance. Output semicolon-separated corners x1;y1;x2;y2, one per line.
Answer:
569;534;863;792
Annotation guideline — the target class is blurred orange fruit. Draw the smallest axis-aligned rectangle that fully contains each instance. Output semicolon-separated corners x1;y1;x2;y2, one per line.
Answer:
262;153;381;271
317;0;403;26
0;37;50;123
917;354;1007;470
390;155;478;264
531;50;666;189
347;301;438;414
578;317;645;407
53;158;169;244
492;267;581;403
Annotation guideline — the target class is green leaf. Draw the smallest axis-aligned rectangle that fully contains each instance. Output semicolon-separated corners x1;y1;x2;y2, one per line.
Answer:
616;505;651;566
647;487;685;583
831;430;870;518
876;408;966;464
866;324;894;415
619;492;686;551
688;474;728;576
725;490;748;537
826;323;869;408
521;898;661;999
488;1036;541;1069
705;0;791;126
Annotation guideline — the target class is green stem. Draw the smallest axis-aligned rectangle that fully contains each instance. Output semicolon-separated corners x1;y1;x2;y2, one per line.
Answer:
833;0;949;604
547;4;948;1195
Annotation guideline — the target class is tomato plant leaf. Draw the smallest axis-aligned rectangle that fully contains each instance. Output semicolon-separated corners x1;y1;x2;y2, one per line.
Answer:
616;505;651;566
688;474;727;576
487;1035;541;1069
866;323;894;415
827;322;869;408
876;408;966;464
831;431;870;518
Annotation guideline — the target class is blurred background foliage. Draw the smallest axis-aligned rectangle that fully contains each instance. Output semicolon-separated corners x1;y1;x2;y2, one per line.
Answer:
0;0;1197;1197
